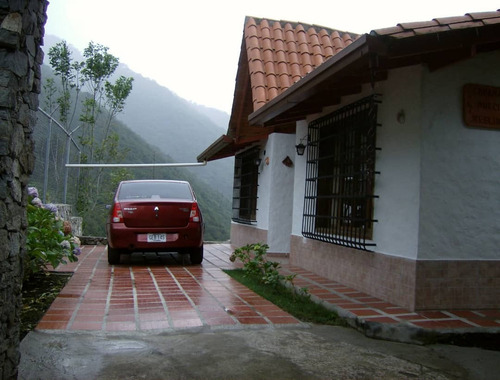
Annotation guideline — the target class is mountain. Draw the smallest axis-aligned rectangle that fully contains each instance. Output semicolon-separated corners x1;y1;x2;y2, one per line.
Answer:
114;64;234;199
42;35;234;199
35;36;234;241
196;104;232;128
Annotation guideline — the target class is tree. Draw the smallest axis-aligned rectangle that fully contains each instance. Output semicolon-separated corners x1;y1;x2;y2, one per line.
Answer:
47;41;134;235
48;40;83;125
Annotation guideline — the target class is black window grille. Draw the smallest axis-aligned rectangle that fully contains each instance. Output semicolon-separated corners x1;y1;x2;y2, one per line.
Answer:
302;95;380;250
232;147;259;224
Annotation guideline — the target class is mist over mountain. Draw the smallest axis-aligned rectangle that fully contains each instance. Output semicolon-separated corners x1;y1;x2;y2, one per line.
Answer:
114;64;234;198
42;35;234;198
37;35;235;240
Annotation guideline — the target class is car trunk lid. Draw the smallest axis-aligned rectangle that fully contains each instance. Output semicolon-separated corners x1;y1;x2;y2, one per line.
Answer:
120;200;193;228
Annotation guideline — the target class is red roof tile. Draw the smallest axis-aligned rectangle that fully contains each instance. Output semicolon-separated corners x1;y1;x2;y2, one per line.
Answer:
483;17;500;25
244;17;359;111
198;10;500;162
370;10;500;38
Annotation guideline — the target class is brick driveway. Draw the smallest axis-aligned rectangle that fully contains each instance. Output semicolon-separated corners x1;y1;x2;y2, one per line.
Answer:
37;243;500;347
37;244;300;332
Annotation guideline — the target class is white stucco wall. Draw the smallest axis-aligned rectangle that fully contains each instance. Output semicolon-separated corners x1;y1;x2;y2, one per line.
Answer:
289;51;500;262
418;50;500;260
267;133;296;253
372;66;423;259
292;121;308;236
291;68;424;259
254;133;296;253
255;143;270;231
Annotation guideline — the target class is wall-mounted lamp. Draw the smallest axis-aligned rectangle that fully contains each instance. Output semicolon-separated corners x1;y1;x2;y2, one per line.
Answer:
254;158;262;166
295;143;306;156
295;135;308;156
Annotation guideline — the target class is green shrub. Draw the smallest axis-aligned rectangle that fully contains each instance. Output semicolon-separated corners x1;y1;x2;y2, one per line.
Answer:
230;242;297;287
25;201;79;280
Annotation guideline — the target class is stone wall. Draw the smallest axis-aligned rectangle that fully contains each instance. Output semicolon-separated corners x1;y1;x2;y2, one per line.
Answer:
0;1;48;379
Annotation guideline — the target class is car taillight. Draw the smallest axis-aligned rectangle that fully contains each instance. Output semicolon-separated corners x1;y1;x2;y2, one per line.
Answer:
189;203;200;223
111;202;123;223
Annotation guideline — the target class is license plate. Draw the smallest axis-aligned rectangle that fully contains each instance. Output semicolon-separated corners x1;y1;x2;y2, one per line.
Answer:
147;233;166;243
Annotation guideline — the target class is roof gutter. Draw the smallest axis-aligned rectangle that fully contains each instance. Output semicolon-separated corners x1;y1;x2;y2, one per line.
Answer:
248;34;385;126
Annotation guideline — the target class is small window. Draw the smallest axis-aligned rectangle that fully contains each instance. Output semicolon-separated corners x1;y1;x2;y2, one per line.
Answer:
232;148;259;223
118;182;193;200
302;95;380;250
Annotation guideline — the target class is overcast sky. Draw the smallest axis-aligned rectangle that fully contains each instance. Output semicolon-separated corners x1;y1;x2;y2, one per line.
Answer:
44;0;499;113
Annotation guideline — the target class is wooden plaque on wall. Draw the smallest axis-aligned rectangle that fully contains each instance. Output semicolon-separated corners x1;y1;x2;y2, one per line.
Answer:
463;84;500;130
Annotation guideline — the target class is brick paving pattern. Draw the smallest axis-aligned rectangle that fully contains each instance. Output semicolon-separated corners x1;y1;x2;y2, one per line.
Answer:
278;263;500;331
39;244;500;335
39;244;299;331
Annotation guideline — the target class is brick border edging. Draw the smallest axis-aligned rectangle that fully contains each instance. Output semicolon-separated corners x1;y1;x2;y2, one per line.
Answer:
307;291;500;350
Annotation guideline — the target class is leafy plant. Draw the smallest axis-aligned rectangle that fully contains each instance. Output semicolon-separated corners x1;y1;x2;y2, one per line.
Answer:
46;40;134;235
230;243;297;288
25;200;79;280
38;43;232;240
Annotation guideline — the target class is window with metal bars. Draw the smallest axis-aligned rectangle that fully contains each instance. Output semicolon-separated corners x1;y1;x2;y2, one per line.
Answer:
232;147;259;224
302;95;380;250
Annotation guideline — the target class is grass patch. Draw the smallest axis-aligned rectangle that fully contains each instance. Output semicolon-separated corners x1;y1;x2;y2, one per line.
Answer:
224;269;347;326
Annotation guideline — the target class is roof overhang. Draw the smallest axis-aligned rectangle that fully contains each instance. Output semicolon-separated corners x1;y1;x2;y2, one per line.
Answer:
248;23;500;127
198;16;500;161
197;135;234;162
197;134;265;162
197;123;294;162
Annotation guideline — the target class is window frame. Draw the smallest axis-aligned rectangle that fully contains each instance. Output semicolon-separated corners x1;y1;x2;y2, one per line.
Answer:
302;95;380;251
232;147;260;224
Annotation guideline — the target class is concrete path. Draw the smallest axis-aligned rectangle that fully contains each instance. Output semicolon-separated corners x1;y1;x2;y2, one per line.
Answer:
20;324;500;379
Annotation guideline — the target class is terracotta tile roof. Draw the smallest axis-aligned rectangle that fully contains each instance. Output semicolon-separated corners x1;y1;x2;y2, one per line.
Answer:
247;9;500;127
197;17;360;162
198;10;500;162
244;17;359;111
371;10;500;38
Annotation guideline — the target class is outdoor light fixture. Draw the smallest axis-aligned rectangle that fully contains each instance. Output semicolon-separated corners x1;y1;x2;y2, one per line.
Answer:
295;143;306;156
255;158;262;166
295;135;308;156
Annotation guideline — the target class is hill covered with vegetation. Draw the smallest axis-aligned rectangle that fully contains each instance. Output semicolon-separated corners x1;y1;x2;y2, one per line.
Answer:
31;38;232;241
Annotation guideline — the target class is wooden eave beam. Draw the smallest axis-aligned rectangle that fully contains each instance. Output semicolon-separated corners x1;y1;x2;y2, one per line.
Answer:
383;24;500;64
248;34;386;127
260;70;388;126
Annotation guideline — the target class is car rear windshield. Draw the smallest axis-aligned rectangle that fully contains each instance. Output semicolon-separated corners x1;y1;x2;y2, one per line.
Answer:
118;182;193;201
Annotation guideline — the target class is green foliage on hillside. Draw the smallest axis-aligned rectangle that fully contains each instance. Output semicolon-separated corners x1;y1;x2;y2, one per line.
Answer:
33;50;231;241
114;64;234;200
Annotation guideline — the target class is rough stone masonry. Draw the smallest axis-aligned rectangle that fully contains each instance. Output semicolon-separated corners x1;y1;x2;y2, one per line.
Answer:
0;1;47;379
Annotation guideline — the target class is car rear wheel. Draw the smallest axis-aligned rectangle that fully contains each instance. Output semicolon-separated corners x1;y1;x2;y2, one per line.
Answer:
108;246;121;265
190;246;203;264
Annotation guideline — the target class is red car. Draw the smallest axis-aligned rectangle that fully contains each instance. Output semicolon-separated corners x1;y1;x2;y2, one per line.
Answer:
106;180;204;265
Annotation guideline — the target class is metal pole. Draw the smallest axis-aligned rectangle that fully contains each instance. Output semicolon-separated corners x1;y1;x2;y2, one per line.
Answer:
65;161;208;168
38;108;80;149
63;125;82;203
42;118;52;203
75;151;81;204
39;108;83;204
63;134;71;203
